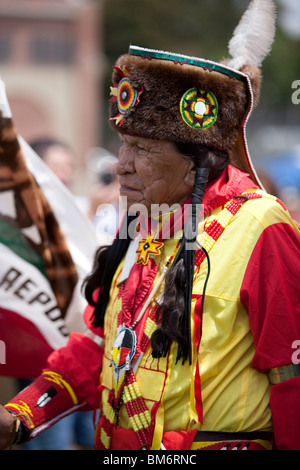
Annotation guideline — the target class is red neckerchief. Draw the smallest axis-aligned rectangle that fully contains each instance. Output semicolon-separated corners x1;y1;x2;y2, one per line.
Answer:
203;164;258;214
136;196;192;241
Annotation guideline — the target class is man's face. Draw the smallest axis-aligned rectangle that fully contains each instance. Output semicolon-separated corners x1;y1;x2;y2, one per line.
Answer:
116;134;195;212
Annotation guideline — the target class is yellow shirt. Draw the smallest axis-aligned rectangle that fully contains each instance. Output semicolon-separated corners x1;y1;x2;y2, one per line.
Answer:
99;190;299;448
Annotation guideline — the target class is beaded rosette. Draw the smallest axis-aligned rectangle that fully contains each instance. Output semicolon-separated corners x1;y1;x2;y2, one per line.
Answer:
109;65;143;126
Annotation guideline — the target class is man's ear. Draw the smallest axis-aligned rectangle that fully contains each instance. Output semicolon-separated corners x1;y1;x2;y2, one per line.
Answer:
184;160;196;188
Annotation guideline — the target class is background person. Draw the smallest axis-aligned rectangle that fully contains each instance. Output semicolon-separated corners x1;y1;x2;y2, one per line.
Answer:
85;149;121;244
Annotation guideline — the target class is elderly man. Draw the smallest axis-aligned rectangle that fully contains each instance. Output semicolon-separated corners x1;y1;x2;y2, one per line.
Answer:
1;0;300;450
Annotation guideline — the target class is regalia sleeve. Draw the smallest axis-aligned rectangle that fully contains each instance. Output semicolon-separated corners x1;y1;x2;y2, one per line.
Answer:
240;219;300;450
4;303;104;442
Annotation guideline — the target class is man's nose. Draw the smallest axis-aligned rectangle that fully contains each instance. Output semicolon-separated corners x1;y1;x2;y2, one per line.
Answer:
116;145;135;175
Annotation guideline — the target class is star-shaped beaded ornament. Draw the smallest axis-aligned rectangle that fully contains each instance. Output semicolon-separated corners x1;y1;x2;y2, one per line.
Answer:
136;232;164;265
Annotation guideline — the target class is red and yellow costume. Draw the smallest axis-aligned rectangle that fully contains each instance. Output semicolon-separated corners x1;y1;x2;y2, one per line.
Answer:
5;165;300;450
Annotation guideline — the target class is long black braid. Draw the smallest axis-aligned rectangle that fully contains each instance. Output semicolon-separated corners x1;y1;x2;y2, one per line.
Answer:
150;143;228;363
150;152;209;363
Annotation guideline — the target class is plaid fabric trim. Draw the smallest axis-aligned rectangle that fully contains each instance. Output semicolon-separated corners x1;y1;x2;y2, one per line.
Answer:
269;363;300;385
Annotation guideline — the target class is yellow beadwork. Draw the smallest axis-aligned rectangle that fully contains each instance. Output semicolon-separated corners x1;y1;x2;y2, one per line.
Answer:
217;208;234;228
102;401;115;424
130;413;140;432
123;380;152;431
199;232;215;251
144;317;157;338
128;383;137;400
100;427;110;449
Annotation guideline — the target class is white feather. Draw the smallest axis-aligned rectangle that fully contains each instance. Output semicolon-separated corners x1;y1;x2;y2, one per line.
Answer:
227;0;277;70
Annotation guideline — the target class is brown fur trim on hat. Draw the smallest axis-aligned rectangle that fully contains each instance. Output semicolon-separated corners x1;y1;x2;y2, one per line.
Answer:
109;54;250;151
240;65;262;109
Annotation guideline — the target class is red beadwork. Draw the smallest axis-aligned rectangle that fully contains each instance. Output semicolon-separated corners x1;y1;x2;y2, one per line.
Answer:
124;371;150;449
195;195;250;268
205;220;224;240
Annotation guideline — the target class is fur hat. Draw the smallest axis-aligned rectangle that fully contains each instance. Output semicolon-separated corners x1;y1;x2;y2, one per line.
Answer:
109;0;276;185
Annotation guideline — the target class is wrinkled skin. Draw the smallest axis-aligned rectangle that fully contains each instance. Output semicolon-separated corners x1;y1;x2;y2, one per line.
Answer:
0;404;15;449
117;134;196;212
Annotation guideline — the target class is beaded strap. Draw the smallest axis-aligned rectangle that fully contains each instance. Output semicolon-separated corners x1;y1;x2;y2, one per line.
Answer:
123;369;152;449
99;305;159;450
195;191;287;267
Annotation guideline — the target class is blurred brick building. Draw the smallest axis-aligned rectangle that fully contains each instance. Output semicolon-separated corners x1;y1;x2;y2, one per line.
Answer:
0;0;103;193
